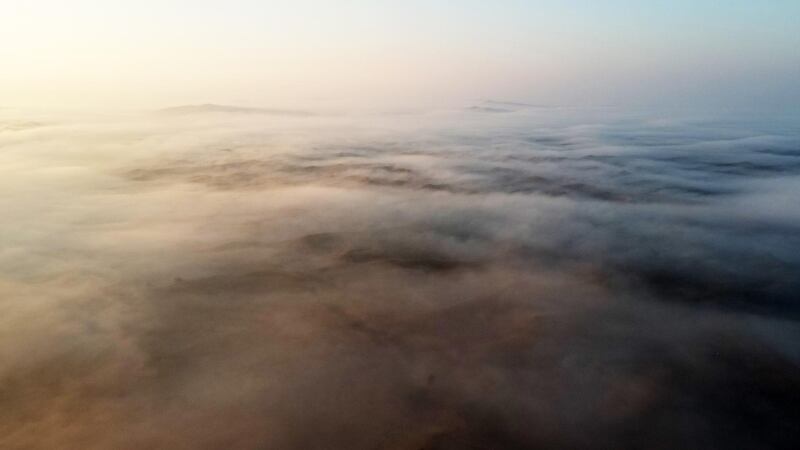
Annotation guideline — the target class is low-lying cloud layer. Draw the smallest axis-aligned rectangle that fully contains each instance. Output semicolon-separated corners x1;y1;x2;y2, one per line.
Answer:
1;106;799;449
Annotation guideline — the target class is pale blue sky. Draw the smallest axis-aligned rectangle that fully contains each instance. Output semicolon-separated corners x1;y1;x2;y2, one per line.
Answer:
1;0;798;108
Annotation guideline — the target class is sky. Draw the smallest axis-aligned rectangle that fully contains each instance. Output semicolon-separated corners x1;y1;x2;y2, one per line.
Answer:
1;0;799;109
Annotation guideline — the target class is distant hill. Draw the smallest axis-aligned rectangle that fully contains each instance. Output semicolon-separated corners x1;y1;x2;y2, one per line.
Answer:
467;100;553;113
157;104;313;116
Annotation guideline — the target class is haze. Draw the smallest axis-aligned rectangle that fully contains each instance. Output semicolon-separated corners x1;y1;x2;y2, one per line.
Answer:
2;0;799;109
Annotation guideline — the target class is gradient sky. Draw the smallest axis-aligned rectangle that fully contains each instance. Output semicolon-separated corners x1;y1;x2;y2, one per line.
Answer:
1;0;798;109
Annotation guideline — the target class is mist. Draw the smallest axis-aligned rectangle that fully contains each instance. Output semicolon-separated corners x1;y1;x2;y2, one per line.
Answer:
1;105;799;449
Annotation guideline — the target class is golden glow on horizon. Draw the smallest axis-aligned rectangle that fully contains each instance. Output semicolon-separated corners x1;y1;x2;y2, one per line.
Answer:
1;0;798;109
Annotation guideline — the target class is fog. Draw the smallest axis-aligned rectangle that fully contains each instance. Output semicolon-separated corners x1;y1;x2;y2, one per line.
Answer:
1;105;799;449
